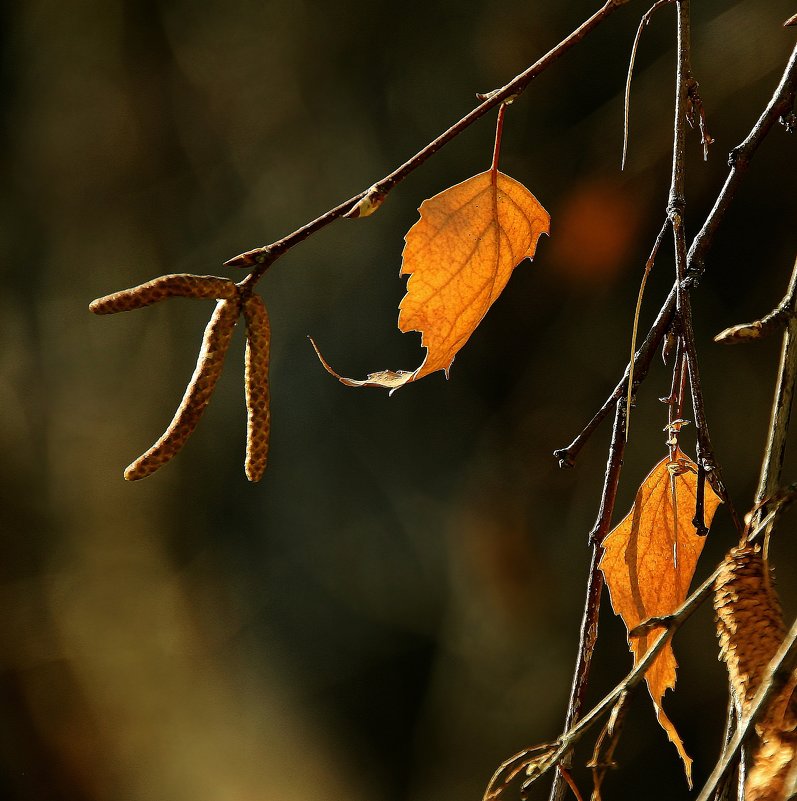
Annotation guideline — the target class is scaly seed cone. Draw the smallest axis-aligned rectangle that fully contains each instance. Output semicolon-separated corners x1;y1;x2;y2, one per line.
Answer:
242;294;271;482
90;274;238;314
124;297;240;480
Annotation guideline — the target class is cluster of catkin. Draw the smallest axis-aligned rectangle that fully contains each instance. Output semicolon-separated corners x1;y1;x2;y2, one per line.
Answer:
714;543;797;801
90;274;271;482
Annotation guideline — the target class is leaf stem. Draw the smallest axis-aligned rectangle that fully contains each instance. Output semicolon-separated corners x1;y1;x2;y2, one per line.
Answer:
491;103;507;174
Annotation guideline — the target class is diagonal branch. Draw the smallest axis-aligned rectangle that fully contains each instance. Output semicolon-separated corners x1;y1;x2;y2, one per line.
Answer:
555;40;797;468
548;399;627;800
226;0;635;284
751;255;797;515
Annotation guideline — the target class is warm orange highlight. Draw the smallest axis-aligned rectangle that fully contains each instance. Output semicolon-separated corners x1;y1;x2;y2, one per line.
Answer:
599;452;722;785
316;170;549;390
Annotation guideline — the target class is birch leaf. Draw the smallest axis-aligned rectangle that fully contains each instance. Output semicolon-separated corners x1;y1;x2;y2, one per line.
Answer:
599;451;722;786
315;170;549;390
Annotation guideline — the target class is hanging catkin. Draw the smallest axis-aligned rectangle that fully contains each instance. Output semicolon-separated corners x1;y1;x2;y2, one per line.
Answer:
242;294;271;482
714;544;797;801
90;274;237;314
124;297;240;480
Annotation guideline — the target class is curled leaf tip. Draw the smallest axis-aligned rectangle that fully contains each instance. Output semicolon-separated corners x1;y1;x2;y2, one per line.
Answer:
309;337;416;393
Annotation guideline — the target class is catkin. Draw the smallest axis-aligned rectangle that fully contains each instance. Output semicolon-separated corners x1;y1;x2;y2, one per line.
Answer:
242;294;271;482
714;544;786;714
89;274;237;314
714;544;797;801
124;298;240;481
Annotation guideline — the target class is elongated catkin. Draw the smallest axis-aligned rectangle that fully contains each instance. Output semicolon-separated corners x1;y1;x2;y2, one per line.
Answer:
90;274;237;314
714;544;797;801
242;294;271;482
124;298;240;480
714;544;786;714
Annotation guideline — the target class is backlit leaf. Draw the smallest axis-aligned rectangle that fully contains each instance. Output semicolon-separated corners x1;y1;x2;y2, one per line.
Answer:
599;451;722;785
316;169;549;390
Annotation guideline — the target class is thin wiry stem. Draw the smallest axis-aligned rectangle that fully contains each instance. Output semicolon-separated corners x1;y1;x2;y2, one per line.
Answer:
687;42;797;279
753;255;797;517
622;0;676;169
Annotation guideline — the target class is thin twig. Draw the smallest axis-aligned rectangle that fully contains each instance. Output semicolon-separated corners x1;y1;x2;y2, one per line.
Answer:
622;0;676;170
553;282;675;468
227;0;634;283
588;689;632;800
486;505;783;801
714;304;790;344
556;40;797;468
548;401;627;801
753;255;797;518
687;42;797;280
711;698;741;801
625;218;670;440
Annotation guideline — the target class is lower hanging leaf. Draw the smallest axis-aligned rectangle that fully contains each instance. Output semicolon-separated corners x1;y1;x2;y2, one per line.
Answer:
598;450;722;785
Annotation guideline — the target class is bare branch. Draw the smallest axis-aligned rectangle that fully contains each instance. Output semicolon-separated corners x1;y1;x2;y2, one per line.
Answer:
556;40;797;467
226;0;635;281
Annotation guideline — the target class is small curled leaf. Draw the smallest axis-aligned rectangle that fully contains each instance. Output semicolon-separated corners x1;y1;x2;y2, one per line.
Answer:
242;294;271;482
89;274;238;315
124;297;240;481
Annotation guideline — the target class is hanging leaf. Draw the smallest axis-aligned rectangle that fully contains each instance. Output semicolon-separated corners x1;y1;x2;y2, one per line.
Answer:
599;450;722;785
315;169;549;391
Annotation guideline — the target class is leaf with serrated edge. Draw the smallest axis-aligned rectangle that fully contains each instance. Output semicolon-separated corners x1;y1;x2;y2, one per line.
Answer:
599;451;722;786
315;170;549;390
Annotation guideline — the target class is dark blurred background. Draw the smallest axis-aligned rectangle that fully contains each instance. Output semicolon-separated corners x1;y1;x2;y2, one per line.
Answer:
2;1;796;799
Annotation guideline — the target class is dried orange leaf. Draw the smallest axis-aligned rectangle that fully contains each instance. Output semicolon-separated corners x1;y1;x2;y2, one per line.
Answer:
599;451;722;785
317;170;549;390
